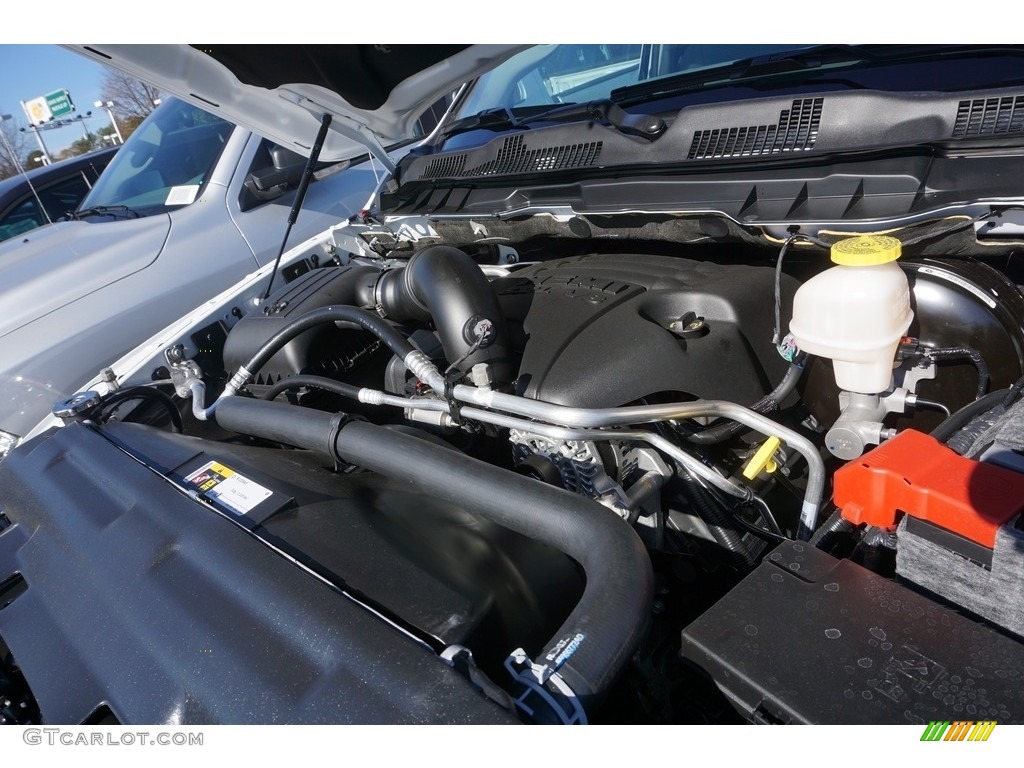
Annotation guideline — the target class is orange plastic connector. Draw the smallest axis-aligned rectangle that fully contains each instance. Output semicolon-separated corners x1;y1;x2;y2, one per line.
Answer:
834;429;1024;548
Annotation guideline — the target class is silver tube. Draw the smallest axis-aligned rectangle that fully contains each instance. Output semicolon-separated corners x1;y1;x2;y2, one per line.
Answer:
454;388;824;534
188;379;236;422
188;380;213;421
457;406;750;502
403;351;445;394
356;388;442;410
348;389;748;499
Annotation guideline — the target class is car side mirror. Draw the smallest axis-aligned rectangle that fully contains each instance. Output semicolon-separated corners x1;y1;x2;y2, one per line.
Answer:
248;145;306;192
241;144;310;211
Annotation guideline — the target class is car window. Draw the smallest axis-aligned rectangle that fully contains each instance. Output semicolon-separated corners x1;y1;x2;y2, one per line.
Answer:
0;173;95;242
0;198;44;242
78;98;233;216
456;44;815;116
412;92;457;138
37;174;92;220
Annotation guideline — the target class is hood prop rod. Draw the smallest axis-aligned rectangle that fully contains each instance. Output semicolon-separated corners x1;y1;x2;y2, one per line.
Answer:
262;112;333;300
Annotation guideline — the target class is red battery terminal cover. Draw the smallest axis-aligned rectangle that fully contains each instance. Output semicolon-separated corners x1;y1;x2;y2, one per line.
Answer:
833;429;1024;548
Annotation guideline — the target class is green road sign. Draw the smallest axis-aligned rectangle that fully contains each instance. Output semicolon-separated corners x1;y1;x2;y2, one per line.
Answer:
45;90;74;118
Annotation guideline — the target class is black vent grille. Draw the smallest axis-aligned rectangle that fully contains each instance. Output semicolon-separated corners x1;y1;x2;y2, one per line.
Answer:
421;135;602;179
473;135;602;176
952;96;1024;137
688;97;824;159
423;153;467;179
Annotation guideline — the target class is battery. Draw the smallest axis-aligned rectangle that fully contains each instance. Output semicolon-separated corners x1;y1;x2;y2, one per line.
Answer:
834;429;1024;547
680;540;1024;724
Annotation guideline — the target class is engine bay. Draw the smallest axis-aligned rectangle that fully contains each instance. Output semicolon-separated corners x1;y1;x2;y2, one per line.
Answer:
3;228;1024;725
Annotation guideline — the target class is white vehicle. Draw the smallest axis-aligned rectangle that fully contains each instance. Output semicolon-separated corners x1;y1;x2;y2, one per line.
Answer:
0;96;381;454
1;44;1023;726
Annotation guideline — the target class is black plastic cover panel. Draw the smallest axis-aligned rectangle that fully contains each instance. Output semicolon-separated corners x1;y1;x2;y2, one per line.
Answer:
403;86;1024;187
222;265;381;385
495;254;794;408
0;423;516;724
680;541;1024;724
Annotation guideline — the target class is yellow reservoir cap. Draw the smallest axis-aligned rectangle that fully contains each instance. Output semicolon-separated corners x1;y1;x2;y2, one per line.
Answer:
830;235;902;266
742;436;782;480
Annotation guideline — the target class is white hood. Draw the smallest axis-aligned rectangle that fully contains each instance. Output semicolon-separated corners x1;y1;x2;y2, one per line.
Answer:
66;44;526;166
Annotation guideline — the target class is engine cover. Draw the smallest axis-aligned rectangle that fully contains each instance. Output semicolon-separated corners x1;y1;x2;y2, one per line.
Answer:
494;254;794;408
0;422;584;724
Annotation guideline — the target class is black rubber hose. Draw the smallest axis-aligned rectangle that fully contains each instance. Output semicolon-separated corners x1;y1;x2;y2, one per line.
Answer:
213;397;653;716
215;396;350;457
374;245;514;383
1000;374;1024;408
925;345;989;400
930;388;1009;444
239;306;418;383
97;386;183;433
262;375;363;403
946;402;1013;457
946;372;1024;450
809;508;855;550
687;363;804;445
678;471;756;567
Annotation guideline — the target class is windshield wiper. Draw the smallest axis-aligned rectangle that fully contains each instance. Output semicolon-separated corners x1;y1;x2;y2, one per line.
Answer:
70;205;142;221
441;106;520;137
611;44;895;105
442;99;665;141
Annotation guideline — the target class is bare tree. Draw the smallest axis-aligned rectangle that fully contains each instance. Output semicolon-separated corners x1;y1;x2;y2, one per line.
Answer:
0;113;30;181
100;69;162;123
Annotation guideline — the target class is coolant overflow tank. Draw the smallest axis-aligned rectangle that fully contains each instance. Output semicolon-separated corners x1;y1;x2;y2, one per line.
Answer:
789;235;913;394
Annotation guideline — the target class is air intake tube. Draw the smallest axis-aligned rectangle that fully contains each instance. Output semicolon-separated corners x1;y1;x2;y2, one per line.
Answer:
368;245;514;383
213;396;653;722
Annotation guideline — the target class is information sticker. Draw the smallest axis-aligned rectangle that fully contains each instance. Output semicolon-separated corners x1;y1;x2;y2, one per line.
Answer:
165;185;200;206
183;460;272;516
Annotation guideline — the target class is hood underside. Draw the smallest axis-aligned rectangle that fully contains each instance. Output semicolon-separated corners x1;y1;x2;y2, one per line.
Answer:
67;44;525;163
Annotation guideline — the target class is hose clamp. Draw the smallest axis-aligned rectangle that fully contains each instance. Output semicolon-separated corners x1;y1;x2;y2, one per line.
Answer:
504;647;587;725
371;268;392;318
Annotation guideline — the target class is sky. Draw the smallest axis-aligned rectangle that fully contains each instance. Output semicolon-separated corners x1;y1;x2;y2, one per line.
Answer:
0;45;117;156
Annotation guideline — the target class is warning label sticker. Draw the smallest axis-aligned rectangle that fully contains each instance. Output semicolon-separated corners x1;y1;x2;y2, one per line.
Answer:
183;461;272;516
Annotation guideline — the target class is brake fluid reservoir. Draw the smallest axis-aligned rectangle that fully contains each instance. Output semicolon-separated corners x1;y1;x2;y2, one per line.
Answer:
789;235;913;394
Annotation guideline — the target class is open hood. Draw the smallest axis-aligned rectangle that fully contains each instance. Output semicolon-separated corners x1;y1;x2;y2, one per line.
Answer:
66;44;527;166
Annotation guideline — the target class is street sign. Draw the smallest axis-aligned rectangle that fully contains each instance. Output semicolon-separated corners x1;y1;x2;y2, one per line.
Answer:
45;90;74;118
23;96;52;125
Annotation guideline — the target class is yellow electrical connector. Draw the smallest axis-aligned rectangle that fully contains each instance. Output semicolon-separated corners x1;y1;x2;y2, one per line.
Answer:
742;436;782;480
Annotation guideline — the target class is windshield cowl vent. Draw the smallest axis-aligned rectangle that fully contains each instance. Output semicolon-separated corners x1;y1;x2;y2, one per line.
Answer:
423;135;603;179
687;97;823;160
423;153;468;179
952;96;1024;138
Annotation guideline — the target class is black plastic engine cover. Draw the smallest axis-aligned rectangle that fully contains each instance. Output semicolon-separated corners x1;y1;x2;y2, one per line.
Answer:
222;265;382;386
494;254;794;408
680;541;1024;724
0;422;583;724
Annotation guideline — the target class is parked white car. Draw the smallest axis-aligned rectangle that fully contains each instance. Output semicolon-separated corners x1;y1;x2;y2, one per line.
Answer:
0;96;383;453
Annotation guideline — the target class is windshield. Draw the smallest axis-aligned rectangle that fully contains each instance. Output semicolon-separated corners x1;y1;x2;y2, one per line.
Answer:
78;97;234;216
456;44;816;117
